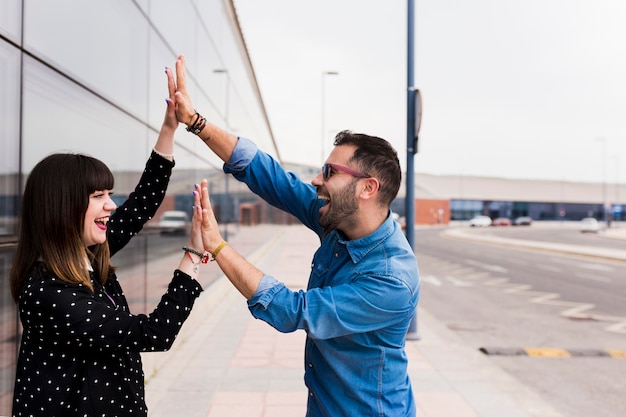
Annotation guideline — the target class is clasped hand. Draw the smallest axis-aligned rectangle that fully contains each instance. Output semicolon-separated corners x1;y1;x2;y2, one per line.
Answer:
190;179;224;256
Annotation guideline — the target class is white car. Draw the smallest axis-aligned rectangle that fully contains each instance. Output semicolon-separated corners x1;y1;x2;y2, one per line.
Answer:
579;217;600;233
469;215;492;227
159;210;189;235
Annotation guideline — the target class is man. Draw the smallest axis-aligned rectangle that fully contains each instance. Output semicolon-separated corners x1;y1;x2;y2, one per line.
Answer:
174;55;420;417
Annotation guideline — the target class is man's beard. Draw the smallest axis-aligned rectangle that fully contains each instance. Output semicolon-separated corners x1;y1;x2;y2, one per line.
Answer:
318;179;359;231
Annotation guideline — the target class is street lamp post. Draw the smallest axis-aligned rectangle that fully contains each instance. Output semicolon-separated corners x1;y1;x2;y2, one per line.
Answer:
612;154;621;223
321;71;339;165
214;69;231;240
596;137;608;226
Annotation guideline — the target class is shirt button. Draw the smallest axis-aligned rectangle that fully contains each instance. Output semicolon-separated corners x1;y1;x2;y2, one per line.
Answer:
308;362;313;368
309;391;314;397
335;253;339;257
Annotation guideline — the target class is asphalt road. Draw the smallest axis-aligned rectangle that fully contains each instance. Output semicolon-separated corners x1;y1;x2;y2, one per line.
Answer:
414;225;626;417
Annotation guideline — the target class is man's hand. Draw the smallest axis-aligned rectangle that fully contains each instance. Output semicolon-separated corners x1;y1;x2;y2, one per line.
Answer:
199;179;225;254
173;54;197;126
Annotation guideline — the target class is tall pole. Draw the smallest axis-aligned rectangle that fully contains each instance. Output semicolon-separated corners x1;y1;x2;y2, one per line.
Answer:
596;137;607;226
214;69;231;240
603;138;607;224
405;0;421;341
406;0;416;249
321;71;339;165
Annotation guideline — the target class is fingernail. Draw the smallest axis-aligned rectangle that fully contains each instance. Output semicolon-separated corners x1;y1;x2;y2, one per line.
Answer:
194;183;199;189
165;98;171;105
164;66;168;74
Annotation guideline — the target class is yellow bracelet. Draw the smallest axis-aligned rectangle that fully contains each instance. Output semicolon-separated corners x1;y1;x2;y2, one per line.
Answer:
211;241;228;261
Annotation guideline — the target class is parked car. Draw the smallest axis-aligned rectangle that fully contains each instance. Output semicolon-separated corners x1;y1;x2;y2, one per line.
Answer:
468;215;492;227
579;217;600;233
492;217;512;227
159;210;189;235
513;216;533;226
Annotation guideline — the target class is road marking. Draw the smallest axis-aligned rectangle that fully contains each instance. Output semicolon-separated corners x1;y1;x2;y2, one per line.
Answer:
420;254;626;334
574;272;611;283
608;349;626;358
579;263;614;271
536;264;562;273
481;347;626;358
525;347;571;358
421;275;442;286
445;276;474;286
465;259;509;273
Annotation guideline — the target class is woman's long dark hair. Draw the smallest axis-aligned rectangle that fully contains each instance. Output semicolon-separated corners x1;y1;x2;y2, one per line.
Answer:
10;153;115;302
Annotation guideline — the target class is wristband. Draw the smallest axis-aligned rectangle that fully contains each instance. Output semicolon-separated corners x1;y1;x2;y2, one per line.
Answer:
211;241;228;261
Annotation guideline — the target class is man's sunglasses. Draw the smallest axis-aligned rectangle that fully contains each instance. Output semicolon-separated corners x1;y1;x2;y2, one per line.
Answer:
322;163;369;181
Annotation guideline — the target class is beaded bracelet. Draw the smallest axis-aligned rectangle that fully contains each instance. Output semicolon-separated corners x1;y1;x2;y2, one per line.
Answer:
182;246;210;264
186;111;206;135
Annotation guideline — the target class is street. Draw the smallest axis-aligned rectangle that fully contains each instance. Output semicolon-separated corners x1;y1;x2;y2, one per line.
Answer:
414;225;626;417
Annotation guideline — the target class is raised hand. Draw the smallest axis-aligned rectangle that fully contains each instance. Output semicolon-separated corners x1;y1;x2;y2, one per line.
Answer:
173;55;197;126
198;179;225;254
187;184;205;254
162;66;178;131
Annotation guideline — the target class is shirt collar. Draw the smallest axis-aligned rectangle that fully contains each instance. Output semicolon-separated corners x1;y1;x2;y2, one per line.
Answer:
335;212;395;263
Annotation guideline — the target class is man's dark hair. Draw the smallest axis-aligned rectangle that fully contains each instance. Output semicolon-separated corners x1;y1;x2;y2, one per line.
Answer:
333;130;401;207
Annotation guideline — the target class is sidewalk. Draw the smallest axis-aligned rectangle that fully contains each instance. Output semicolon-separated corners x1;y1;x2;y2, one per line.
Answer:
142;224;575;417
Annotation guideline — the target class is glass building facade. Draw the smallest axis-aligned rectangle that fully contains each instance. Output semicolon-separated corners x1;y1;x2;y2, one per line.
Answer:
0;1;275;412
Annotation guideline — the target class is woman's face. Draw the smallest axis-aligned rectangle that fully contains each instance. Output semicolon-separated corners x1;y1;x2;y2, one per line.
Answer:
83;190;117;247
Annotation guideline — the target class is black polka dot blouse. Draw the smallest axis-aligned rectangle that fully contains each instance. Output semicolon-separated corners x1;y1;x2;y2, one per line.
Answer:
12;152;203;417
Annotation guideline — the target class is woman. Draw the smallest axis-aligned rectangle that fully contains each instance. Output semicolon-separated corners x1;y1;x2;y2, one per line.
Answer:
10;67;207;416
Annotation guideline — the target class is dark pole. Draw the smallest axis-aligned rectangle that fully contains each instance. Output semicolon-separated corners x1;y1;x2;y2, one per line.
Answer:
406;0;416;248
405;0;421;341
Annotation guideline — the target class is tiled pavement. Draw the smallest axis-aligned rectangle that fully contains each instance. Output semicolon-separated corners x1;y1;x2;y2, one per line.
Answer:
141;224;580;417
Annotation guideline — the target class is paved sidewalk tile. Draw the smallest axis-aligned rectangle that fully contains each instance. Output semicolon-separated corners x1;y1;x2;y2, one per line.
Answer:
144;224;567;417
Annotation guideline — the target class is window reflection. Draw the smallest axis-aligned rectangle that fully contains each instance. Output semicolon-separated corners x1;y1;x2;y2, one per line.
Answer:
0;247;17;413
0;0;21;42
0;0;275;413
0;43;20;238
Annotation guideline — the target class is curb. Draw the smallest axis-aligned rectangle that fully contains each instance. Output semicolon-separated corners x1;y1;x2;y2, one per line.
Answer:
480;347;626;358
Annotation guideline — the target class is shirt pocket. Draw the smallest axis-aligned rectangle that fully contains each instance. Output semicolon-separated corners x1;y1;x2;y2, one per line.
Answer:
308;252;328;289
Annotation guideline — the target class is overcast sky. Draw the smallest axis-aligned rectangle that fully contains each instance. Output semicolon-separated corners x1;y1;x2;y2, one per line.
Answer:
234;0;626;184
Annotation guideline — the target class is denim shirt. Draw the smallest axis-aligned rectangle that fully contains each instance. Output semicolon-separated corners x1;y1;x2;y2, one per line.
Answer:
226;137;420;417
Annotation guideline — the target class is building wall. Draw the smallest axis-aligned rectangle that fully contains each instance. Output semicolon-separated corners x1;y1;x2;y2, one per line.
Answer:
415;199;450;225
0;1;274;412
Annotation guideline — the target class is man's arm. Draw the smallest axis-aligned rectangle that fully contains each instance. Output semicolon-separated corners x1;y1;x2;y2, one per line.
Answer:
198;178;264;300
173;54;237;163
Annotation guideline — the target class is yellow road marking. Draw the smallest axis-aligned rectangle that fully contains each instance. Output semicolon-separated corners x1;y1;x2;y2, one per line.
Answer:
524;347;571;358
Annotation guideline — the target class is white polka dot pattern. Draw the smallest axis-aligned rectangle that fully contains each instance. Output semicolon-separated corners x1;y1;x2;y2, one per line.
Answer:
12;152;203;416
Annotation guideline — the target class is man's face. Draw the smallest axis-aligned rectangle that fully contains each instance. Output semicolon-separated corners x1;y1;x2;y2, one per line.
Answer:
313;145;366;231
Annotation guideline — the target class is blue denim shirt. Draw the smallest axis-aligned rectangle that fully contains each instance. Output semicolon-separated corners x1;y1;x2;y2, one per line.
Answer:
225;138;420;417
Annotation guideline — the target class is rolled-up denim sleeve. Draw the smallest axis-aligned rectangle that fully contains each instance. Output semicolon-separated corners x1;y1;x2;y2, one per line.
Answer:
247;275;284;309
224;137;257;172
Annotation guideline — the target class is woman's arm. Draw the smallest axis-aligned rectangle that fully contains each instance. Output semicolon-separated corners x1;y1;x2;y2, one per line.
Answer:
152;66;178;160
107;67;178;255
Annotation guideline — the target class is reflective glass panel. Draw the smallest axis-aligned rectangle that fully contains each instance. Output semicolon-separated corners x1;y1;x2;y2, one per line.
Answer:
0;43;21;237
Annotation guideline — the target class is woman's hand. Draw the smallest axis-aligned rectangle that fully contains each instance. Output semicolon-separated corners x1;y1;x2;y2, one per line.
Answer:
162;66;178;131
152;66;178;159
